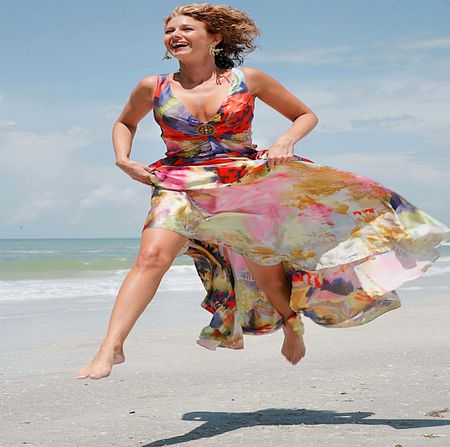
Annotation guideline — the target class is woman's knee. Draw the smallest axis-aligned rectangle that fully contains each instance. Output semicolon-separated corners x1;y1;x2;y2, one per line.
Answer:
135;245;174;272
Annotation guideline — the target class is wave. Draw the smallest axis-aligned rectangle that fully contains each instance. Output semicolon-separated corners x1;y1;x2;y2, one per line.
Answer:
0;258;133;280
0;256;193;280
0;264;202;303
0;249;58;254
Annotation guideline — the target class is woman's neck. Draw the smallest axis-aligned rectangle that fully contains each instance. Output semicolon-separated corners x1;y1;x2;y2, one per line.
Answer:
175;61;229;86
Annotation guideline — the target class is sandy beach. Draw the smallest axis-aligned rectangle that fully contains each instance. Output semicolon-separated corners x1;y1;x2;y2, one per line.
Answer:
2;286;450;447
3;0;450;445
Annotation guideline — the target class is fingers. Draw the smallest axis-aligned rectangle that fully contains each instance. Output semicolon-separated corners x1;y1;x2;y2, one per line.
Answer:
268;156;292;169
132;171;152;185
118;160;153;185
138;166;153;185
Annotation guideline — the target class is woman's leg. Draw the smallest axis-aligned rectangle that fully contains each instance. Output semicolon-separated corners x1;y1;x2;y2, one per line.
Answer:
242;257;306;365
76;227;188;380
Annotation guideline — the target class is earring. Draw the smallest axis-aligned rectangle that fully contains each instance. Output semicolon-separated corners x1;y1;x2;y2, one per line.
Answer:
162;50;172;60
209;42;222;56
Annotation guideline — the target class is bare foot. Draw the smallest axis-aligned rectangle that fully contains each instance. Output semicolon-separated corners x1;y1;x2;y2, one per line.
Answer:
76;344;125;380
281;326;306;365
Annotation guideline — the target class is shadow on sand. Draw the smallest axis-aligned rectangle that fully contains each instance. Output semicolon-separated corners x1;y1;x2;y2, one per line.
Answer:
143;407;450;446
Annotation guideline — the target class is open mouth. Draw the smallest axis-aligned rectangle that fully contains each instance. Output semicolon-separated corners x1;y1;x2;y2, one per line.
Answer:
171;43;189;49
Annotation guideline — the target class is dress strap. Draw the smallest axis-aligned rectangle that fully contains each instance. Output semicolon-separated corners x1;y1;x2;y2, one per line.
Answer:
153;73;169;104
232;66;252;95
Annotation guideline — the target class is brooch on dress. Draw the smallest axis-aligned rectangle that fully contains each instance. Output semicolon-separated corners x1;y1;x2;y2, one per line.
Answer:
197;123;215;136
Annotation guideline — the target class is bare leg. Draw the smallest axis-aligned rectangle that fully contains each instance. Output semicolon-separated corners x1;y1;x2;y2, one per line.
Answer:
76;228;188;379
243;257;306;365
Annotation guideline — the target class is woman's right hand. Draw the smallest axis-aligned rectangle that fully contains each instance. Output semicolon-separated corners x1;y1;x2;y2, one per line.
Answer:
116;159;153;185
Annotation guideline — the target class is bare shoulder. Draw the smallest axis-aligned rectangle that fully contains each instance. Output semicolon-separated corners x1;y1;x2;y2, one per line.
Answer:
116;75;160;127
130;74;159;100
240;66;283;98
240;66;317;122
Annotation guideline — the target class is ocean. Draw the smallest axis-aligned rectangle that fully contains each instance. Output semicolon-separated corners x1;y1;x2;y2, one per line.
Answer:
1;238;449;376
0;238;449;312
0;239;204;357
0;238;199;302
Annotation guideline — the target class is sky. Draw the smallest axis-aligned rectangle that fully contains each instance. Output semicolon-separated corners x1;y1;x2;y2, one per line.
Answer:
1;0;449;239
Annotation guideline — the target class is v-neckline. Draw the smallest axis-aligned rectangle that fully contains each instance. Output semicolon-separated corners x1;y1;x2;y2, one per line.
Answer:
166;68;235;124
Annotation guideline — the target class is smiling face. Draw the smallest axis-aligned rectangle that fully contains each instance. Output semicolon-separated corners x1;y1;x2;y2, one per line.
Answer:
163;15;221;60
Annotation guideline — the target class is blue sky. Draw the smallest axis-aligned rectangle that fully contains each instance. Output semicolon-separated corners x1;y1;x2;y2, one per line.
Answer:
1;0;449;238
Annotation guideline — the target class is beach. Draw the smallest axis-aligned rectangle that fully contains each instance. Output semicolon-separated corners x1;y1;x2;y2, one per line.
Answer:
1;239;450;446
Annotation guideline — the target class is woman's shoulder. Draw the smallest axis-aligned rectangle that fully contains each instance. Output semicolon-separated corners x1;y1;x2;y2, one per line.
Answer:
240;65;263;75
239;65;272;97
239;65;264;81
135;71;174;96
134;74;161;97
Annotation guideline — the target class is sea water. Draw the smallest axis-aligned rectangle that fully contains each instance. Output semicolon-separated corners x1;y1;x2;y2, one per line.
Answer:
0;238;449;307
0;239;449;376
0;239;204;357
0;238;200;304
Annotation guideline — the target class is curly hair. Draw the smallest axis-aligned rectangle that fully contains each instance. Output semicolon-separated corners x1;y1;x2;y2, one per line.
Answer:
163;3;261;69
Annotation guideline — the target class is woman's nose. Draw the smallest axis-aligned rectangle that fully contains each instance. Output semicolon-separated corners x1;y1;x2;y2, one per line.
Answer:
171;29;184;39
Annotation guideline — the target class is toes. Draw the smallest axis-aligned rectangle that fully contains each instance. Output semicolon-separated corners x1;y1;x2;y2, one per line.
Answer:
76;368;89;379
76;370;110;380
75;365;109;380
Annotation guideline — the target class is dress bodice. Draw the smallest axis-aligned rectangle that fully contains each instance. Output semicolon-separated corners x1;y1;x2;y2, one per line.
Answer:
153;67;258;163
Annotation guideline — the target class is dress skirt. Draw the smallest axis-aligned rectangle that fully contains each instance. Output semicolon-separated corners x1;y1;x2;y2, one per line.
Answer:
142;149;450;350
144;66;449;349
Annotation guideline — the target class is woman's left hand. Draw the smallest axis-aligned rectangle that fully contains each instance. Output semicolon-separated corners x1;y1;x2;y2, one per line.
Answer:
267;136;295;169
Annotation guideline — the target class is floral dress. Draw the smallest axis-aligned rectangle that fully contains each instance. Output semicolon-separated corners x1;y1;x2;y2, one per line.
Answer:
142;66;450;350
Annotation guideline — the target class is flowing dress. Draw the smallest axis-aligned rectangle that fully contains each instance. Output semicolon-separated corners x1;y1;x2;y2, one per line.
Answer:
142;66;450;350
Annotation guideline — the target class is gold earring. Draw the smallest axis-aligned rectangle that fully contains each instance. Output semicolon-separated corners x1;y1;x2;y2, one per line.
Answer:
209;42;222;56
162;50;172;60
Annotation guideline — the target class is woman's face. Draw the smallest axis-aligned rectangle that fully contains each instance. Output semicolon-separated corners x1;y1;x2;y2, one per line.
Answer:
163;14;221;60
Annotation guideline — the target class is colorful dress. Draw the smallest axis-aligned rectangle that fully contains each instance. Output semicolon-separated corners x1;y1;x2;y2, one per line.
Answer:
143;66;450;350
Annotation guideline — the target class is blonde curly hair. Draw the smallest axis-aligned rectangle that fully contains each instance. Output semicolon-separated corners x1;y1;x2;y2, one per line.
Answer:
163;3;261;68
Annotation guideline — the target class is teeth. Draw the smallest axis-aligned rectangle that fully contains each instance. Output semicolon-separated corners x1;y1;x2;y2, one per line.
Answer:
172;43;188;48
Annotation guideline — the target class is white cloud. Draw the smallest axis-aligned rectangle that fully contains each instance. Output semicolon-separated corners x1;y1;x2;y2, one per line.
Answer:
69;183;150;231
275;77;450;144
0;118;16;128
249;35;450;74
0;126;92;174
78;184;141;209
8;190;69;223
1;125;91;155
0;125;94;188
396;36;450;50
316;151;450;187
350;114;420;131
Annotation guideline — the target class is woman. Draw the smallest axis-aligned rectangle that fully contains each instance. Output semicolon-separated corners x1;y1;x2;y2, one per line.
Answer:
77;3;449;380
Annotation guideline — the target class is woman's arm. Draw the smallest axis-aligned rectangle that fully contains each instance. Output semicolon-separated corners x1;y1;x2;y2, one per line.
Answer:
242;67;319;169
112;76;158;185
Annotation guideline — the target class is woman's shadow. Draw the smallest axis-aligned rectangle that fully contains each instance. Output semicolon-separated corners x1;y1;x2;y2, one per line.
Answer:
143;407;450;446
